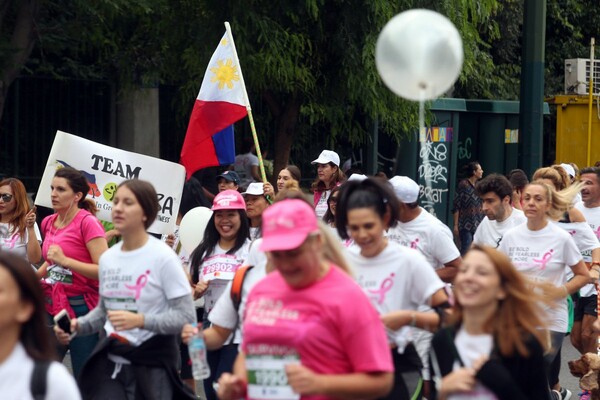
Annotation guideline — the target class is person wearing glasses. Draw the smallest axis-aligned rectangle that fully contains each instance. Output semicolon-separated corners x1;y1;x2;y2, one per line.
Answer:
0;178;42;264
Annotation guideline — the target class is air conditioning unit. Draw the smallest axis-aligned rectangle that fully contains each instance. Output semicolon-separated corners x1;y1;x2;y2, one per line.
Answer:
564;58;600;95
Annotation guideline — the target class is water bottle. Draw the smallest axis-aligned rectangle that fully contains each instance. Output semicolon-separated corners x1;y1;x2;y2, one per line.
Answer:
188;327;210;380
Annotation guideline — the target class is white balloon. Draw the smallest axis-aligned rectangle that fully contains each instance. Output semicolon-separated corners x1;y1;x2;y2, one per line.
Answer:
376;9;463;101
179;207;213;254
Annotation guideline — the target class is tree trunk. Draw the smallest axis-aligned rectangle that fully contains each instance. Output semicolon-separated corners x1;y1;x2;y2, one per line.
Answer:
0;0;39;123
272;95;301;188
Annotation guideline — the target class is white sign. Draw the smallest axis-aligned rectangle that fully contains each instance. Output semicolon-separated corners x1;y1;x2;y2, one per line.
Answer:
35;131;185;235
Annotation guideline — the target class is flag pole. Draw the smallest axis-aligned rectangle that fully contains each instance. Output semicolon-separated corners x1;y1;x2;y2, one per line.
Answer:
224;22;268;184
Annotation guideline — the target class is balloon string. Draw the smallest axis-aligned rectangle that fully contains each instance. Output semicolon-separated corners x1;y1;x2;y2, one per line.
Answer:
419;90;433;203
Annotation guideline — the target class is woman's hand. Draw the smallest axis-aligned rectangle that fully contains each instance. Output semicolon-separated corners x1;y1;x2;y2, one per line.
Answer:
217;373;247;400
380;310;411;331
25;207;37;228
165;233;176;248
181;323;198;345
263;182;275;198
286;364;323;396
54;318;78;345
439;368;476;396
107;310;144;331
47;244;70;267
193;280;209;299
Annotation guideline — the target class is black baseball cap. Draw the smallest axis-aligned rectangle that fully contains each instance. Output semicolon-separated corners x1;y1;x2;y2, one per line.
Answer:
216;171;241;185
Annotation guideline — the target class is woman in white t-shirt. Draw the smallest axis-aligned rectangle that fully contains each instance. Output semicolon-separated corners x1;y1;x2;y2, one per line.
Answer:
55;179;196;399
498;181;590;396
189;189;251;400
311;150;346;219
0;251;80;399
430;245;550;399
335;178;449;400
0;178;41;264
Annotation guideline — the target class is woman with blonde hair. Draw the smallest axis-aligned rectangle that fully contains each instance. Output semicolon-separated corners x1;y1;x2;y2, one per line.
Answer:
498;181;591;399
430;245;550;399
218;199;393;400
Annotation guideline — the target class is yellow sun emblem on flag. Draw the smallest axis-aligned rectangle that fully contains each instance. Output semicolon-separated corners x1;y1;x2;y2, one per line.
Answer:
210;59;240;90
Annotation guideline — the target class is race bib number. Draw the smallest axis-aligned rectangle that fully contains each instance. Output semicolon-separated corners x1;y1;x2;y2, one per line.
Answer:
246;354;300;400
46;264;73;285
105;297;138;312
201;254;241;281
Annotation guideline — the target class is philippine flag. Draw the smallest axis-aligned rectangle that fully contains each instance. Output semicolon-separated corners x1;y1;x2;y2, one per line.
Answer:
180;33;248;178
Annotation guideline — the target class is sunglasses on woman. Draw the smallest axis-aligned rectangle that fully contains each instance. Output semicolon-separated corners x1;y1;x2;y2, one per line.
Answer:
0;193;13;202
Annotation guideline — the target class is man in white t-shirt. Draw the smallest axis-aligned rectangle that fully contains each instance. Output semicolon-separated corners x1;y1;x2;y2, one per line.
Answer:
387;176;460;393
388;176;461;282
473;174;526;248
573;167;600;356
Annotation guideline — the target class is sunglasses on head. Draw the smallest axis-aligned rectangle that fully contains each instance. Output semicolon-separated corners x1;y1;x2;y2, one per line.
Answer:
0;193;13;202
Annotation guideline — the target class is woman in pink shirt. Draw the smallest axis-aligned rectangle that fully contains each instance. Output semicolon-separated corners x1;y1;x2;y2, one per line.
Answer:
37;167;108;377
218;199;393;400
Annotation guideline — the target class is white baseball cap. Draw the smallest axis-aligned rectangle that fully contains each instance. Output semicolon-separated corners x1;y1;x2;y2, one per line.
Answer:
242;182;264;196
311;150;340;167
389;176;420;203
347;173;367;182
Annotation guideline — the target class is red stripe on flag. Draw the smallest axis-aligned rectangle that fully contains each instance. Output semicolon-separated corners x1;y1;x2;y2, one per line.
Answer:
180;100;247;178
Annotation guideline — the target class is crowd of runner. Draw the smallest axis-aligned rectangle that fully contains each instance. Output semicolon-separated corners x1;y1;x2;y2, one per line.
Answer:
2;150;600;400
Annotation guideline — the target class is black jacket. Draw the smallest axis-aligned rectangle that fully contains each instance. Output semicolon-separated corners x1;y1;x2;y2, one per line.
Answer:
429;326;550;400
78;334;195;400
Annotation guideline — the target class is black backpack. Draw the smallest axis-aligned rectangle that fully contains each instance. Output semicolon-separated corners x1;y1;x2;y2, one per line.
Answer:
30;360;50;400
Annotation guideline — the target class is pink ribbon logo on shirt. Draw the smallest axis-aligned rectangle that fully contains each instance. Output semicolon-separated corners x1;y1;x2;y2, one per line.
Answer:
568;230;576;236
594;226;600;240
368;273;395;305
410;238;419;249
1;233;19;250
533;250;554;271
125;270;150;300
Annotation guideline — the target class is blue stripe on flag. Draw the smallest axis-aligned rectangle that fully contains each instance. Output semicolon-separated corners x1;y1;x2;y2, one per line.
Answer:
213;125;236;165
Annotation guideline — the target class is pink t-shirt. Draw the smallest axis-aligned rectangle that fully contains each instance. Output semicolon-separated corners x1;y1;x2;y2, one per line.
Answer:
242;266;393;400
41;209;105;316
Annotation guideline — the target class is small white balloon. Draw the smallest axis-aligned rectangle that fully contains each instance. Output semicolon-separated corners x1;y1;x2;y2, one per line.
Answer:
376;9;463;101
179;207;213;254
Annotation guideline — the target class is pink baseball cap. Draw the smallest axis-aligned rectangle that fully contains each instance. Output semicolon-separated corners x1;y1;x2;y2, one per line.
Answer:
260;199;319;252
211;190;246;211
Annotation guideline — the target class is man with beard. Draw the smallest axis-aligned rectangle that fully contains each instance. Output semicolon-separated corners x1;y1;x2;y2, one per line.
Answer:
473;174;526;248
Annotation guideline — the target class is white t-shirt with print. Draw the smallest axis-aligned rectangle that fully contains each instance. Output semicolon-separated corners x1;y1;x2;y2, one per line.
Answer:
315;189;331;219
345;242;445;348
574;202;600;297
387;208;460;270
473;209;526;248
199;240;251;318
0;343;81;400
0;222;41;262
99;236;192;346
208;238;264;344
448;328;497;400
498;223;582;332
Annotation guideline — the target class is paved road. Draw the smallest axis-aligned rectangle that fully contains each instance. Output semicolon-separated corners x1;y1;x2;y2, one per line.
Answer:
560;335;584;397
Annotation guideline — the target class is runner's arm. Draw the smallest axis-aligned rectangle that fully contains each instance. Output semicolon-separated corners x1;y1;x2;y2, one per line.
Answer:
143;294;196;334
77;297;108;335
